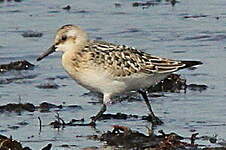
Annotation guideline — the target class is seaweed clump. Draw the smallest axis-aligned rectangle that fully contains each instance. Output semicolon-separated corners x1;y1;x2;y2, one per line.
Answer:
0;134;52;150
0;60;34;73
93;126;226;150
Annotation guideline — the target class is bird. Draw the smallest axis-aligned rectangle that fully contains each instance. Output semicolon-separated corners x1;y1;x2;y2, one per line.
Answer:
37;24;202;126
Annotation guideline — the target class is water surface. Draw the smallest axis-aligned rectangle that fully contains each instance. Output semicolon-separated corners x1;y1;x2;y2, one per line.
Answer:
0;0;226;149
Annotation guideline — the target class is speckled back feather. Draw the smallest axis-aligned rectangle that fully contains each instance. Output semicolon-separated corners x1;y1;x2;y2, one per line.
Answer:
74;40;189;78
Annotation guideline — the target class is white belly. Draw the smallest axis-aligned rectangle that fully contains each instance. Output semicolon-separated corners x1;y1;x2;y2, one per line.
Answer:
68;68;127;95
65;65;169;97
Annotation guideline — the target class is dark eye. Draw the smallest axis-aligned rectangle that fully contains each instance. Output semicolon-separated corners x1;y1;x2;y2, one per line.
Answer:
61;35;67;41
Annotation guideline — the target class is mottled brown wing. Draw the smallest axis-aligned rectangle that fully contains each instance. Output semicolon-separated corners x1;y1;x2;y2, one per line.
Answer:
84;40;186;77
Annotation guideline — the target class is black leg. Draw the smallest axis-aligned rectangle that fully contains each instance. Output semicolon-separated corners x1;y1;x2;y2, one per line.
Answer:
51;104;107;127
138;90;163;125
89;104;107;126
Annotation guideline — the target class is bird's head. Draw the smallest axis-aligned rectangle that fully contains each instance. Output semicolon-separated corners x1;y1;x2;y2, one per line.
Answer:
37;24;87;61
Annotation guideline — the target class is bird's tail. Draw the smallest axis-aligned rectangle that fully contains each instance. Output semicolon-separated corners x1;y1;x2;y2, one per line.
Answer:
180;60;203;69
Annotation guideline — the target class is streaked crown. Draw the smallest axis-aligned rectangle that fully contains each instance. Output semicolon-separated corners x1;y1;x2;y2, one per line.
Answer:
54;24;88;52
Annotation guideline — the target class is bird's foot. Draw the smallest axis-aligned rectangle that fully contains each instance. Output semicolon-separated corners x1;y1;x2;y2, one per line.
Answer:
68;121;96;127
148;114;163;126
87;120;96;127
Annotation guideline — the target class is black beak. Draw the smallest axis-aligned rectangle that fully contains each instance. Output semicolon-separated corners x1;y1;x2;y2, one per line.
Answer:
37;45;56;61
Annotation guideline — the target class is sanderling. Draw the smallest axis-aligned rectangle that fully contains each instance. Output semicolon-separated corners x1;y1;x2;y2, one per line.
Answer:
37;24;202;126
